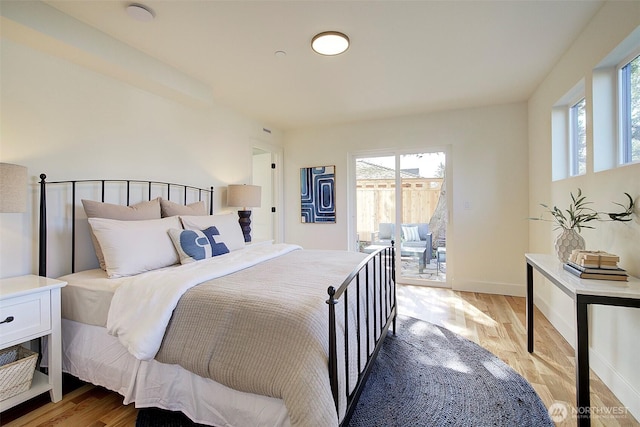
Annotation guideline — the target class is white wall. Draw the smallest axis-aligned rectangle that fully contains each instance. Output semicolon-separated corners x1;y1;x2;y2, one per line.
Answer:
528;1;640;418
284;103;529;296
0;2;282;279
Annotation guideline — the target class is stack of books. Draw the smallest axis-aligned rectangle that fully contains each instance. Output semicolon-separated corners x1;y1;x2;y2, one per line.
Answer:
564;250;628;282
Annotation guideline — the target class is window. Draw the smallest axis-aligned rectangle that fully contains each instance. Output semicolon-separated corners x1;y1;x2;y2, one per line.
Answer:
551;80;584;180
569;98;586;176
620;53;640;164
591;27;639;171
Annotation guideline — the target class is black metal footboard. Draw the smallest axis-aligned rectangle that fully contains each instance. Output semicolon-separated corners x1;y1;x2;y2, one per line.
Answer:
327;243;396;426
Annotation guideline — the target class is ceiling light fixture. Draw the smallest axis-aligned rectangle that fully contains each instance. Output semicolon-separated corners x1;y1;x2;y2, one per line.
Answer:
311;31;349;56
126;3;155;22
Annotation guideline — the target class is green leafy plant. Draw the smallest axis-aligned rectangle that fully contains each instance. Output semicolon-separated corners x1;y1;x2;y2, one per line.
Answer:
529;189;636;232
602;192;635;222
534;189;599;232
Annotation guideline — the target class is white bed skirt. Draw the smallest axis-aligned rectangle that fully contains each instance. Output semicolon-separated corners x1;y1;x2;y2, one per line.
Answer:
44;319;291;427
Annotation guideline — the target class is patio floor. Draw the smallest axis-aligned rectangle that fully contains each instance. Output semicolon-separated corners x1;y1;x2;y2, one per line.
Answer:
400;256;446;281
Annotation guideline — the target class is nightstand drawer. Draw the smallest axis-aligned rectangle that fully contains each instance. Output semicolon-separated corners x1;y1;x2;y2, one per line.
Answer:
0;291;51;348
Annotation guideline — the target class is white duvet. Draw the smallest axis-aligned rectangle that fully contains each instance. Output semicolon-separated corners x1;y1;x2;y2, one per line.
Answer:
106;242;382;426
106;243;301;360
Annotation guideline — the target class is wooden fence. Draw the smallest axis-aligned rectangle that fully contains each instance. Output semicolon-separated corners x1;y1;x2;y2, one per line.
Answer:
356;178;443;242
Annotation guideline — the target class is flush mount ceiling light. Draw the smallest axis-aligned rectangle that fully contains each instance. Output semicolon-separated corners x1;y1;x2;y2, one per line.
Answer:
126;3;155;22
311;31;350;56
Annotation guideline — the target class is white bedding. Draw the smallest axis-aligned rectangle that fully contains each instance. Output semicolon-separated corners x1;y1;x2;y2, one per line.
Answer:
58;268;149;326
45;319;290;427
54;244;303;426
154;248;376;426
56;242;385;427
106;243;301;360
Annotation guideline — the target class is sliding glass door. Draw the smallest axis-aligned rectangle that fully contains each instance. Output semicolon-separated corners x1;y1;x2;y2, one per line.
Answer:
355;150;448;286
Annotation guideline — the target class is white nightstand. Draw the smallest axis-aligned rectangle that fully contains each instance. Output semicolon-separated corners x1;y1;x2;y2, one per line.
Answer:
0;275;67;411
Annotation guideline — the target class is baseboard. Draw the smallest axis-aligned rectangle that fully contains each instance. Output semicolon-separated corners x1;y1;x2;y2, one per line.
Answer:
452;280;525;297
532;293;575;348
589;347;640;421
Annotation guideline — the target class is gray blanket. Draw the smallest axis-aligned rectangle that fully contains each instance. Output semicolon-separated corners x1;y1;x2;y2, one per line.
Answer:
155;249;373;427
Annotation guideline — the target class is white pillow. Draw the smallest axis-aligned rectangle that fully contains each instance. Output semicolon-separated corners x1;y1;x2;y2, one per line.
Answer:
82;197;162;270
402;225;421;242
179;213;245;252
168;227;230;264
88;216;182;278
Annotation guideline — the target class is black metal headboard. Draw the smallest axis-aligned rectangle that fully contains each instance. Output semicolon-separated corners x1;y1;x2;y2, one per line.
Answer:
38;174;214;277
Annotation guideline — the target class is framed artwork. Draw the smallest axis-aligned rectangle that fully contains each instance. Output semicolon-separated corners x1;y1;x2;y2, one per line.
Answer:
300;165;335;223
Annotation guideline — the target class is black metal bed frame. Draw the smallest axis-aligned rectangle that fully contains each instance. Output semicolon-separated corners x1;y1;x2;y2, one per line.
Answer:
328;243;396;426
38;175;214;276
37;174;396;426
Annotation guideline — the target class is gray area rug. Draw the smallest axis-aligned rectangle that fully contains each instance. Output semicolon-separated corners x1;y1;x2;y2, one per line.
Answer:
136;315;553;427
347;315;552;426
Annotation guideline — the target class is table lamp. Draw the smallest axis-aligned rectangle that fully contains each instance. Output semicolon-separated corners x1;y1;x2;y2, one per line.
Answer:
227;184;261;242
0;163;28;213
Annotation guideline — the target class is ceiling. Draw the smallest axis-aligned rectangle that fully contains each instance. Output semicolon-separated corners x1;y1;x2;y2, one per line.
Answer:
44;0;604;131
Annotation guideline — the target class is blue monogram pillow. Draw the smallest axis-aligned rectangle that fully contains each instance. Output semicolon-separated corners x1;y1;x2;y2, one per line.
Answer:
168;226;229;264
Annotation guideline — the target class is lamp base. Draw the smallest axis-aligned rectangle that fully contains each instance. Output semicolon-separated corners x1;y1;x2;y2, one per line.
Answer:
237;210;252;242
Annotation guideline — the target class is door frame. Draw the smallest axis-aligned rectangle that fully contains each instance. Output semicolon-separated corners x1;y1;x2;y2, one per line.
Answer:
348;146;452;287
252;140;284;243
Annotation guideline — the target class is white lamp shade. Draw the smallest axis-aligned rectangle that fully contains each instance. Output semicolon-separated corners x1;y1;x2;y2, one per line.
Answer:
227;184;261;209
0;163;28;213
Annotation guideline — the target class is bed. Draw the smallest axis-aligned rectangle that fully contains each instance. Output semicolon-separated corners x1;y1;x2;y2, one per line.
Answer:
38;176;396;427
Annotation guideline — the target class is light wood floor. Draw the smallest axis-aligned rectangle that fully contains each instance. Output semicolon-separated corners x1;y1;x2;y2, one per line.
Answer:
2;285;638;426
397;285;639;427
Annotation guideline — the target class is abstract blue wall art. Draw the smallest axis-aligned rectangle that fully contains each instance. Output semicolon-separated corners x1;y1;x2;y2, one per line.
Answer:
300;165;335;223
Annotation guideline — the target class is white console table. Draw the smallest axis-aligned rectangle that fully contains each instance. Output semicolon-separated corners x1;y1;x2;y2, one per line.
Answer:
525;254;640;427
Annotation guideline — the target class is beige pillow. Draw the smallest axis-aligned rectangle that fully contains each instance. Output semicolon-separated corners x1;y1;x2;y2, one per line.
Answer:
87;216;181;278
180;213;245;252
160;199;207;218
82;198;161;270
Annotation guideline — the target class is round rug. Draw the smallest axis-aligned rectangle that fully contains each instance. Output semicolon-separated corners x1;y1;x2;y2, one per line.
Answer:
346;315;553;426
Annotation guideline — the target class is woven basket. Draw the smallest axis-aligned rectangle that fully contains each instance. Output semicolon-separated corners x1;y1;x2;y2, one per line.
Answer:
0;345;38;401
